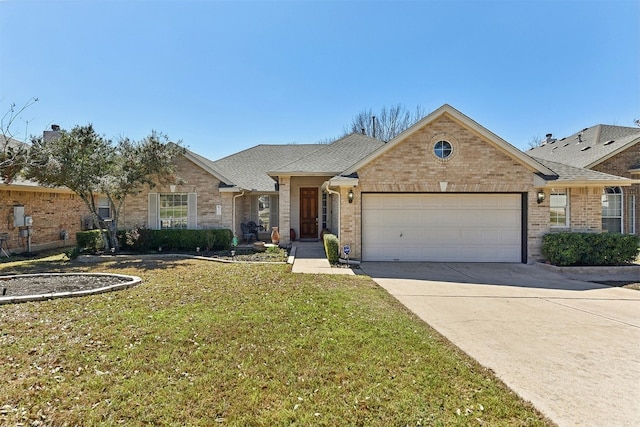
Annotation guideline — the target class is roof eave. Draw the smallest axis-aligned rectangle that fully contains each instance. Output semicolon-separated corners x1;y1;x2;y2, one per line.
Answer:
543;179;637;188
218;186;243;193
328;176;359;187
267;171;340;177
183;150;235;185
0;183;74;193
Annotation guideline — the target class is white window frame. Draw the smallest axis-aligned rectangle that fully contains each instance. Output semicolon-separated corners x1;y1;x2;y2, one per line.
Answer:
550;189;570;228
602;187;623;233
160;193;189;229
258;195;270;231
148;193;197;230
97;197;112;220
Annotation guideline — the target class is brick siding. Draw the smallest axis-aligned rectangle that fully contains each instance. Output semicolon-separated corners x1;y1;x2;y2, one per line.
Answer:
345;113;602;262
0;188;89;254
120;155;230;230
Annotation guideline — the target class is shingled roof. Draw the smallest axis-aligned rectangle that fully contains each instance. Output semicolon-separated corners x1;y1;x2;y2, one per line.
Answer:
533;157;635;186
209;144;324;192
191;133;385;192
269;133;384;175
527;124;640;169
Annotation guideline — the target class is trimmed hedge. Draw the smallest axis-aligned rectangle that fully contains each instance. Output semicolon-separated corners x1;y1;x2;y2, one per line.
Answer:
118;228;233;253
323;233;340;264
76;230;106;253
541;232;640;266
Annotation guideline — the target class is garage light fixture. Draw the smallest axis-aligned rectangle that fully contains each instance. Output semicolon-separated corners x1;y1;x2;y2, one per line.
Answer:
537;190;546;204
348;188;354;203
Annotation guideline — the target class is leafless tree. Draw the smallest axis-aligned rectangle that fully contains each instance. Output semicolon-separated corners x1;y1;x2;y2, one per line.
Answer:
343;104;427;141
526;135;544;150
0;97;39;183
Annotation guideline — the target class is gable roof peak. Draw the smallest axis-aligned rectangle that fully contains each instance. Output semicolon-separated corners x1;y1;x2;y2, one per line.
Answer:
342;103;555;176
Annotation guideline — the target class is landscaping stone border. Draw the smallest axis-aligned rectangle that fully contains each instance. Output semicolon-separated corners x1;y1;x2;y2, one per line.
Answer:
0;273;142;305
536;262;640;281
75;253;288;264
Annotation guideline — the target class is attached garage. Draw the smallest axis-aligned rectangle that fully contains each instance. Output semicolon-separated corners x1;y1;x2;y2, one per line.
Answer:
362;193;524;262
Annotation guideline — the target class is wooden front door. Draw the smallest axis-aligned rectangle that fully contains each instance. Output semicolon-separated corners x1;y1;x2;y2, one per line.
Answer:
300;187;318;239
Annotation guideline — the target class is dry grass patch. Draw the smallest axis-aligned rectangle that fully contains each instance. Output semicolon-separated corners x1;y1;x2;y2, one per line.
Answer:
1;257;553;426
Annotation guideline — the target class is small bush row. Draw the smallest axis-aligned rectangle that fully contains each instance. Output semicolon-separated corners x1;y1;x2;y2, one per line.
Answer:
323;233;340;264
76;228;233;253
542;232;640;266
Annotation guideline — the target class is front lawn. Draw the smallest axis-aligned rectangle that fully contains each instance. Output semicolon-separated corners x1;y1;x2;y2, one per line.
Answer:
0;257;552;426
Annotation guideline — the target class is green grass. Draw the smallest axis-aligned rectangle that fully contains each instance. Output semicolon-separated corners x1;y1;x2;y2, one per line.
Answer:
0;257;553;426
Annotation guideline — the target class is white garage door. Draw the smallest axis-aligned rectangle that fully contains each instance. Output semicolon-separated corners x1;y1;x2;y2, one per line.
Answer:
362;194;522;262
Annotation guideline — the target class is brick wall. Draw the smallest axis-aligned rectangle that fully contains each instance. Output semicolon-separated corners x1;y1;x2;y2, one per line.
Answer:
0;188;89;254
591;144;640;235
351;113;551;262
568;187;602;232
120;155;230;230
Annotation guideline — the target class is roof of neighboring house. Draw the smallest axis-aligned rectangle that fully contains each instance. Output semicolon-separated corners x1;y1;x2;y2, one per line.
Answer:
527;124;640;169
533;157;636;187
270;133;384;175
0;135;42;189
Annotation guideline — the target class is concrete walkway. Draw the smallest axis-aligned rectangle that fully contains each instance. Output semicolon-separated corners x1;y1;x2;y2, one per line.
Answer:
360;262;640;427
290;241;354;275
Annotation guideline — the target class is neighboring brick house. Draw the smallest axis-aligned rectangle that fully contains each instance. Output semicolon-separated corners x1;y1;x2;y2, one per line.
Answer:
126;104;634;263
1;136;91;254
528;125;640;236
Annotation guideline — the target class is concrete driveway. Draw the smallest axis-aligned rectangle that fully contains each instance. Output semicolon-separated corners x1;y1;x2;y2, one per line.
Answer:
360;262;640;427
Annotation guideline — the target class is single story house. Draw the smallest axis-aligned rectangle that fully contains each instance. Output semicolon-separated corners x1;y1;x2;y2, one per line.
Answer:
528;124;640;236
1;135;91;254
120;104;636;263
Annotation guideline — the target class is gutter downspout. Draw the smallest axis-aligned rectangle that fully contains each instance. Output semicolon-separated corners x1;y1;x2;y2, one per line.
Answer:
322;182;340;241
232;191;245;238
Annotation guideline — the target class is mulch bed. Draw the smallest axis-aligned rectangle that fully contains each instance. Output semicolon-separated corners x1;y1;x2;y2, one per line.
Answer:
0;275;131;297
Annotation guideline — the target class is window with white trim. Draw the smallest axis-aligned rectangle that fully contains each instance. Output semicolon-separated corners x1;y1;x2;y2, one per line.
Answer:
258;195;270;231
550;189;569;227
97;197;111;220
160;193;188;229
602;187;623;233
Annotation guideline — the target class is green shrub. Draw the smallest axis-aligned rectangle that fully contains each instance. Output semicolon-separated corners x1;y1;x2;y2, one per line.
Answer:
542;232;640;266
323;233;340;264
64;246;81;260
76;230;106;253
118;228;233;253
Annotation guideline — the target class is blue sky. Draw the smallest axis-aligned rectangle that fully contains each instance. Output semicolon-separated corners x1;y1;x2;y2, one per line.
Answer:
1;0;638;160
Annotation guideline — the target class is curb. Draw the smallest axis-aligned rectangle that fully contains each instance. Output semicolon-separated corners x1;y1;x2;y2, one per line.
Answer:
536;262;640;281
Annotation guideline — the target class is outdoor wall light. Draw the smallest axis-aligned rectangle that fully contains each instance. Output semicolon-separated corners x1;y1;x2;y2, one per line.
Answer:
537;190;546;204
348;188;354;203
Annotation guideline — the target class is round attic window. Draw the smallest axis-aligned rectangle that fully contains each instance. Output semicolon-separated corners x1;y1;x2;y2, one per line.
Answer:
433;140;453;159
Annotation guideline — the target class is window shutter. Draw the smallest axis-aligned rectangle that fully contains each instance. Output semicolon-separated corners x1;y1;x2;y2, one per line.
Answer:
148;193;159;230
187;193;197;229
